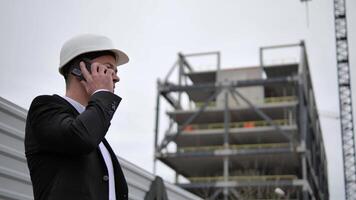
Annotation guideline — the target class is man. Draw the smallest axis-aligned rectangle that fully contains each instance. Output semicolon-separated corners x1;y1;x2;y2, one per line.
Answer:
25;34;129;200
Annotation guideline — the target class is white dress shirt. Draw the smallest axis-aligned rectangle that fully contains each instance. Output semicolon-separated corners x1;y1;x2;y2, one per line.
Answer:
62;95;116;200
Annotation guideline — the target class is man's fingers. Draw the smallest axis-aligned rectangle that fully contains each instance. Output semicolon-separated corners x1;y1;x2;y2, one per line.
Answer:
90;63;99;75
97;64;107;74
107;69;116;80
79;61;92;81
78;61;115;95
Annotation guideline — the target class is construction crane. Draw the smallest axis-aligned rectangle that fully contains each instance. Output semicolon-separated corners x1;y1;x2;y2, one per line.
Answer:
332;0;356;199
301;0;356;199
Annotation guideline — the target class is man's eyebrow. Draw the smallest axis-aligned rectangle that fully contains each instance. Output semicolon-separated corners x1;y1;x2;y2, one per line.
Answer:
105;63;115;68
105;63;118;72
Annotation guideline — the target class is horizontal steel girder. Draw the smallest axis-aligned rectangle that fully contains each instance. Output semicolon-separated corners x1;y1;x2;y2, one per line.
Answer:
158;76;298;93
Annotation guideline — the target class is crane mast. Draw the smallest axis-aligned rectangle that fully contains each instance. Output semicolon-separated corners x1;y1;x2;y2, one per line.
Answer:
333;0;356;199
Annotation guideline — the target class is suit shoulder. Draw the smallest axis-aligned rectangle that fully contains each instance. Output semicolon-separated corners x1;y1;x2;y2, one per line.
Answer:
29;95;66;110
32;94;55;102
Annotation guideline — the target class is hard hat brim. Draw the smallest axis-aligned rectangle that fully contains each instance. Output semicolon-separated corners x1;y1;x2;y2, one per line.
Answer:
59;48;129;75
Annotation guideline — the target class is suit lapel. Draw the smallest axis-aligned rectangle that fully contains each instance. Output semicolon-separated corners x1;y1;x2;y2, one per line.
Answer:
102;138;128;196
102;138;120;166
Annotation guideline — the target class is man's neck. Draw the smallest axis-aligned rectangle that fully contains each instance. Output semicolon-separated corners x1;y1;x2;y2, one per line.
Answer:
65;82;89;106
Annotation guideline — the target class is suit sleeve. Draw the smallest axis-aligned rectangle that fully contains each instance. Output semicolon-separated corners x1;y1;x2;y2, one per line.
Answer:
28;91;121;155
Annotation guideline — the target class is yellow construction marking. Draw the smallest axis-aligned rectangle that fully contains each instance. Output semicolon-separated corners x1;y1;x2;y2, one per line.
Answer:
195;101;216;108
264;96;297;103
182;119;290;131
194;96;297;108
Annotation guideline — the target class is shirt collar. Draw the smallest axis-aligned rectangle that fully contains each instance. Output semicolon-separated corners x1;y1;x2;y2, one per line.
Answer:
62;96;85;114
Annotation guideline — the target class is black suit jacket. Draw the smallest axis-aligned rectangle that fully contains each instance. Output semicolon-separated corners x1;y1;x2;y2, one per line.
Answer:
25;91;128;200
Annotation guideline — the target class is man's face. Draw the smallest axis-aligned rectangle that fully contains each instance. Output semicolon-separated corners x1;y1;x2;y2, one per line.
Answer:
91;54;120;91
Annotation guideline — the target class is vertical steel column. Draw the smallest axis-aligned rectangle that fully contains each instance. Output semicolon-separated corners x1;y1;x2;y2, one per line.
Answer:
333;0;356;199
259;47;264;70
178;54;183;105
217;52;221;70
298;64;308;150
259;47;265;79
299;83;310;199
223;89;230;200
299;43;313;200
153;89;161;174
174;88;180;188
303;190;310;200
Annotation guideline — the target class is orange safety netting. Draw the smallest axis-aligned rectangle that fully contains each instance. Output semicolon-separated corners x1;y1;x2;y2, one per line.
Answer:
243;121;255;128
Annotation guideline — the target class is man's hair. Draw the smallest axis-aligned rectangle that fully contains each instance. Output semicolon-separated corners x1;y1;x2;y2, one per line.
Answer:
61;50;116;87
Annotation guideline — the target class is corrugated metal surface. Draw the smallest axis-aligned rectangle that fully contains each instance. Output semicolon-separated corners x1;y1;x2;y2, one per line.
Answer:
0;96;31;200
0;96;202;200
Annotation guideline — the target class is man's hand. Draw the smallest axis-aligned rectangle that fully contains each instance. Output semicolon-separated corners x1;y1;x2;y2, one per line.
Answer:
79;61;116;95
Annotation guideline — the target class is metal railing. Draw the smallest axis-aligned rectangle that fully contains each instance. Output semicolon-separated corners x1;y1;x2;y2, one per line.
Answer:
264;96;297;104
179;143;290;153
181;119;291;132
194;96;297;108
188;174;298;183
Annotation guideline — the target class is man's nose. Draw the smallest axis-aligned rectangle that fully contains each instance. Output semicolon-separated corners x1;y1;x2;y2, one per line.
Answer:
113;74;120;83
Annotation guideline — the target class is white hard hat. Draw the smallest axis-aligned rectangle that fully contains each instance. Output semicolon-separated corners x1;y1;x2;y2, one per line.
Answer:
274;187;285;196
59;34;129;75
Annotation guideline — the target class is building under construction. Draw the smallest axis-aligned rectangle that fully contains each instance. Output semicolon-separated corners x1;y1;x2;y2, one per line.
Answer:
154;42;329;199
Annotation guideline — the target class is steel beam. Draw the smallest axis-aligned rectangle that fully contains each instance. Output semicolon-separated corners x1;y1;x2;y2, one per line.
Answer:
159;76;297;93
223;90;230;200
157;147;293;158
178;180;302;189
178;53;193;73
158;88;222;151
259;42;302;74
208;189;222;200
229;88;295;148
230;189;244;200
164;60;178;83
181;51;221;70
153;91;161;174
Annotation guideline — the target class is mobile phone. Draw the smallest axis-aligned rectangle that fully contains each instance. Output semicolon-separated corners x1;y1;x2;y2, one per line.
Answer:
71;58;92;81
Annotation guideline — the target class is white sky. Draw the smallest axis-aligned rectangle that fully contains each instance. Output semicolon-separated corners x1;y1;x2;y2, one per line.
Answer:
0;0;355;199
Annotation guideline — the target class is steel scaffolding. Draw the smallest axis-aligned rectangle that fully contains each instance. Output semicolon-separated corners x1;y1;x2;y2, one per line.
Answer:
154;42;329;199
